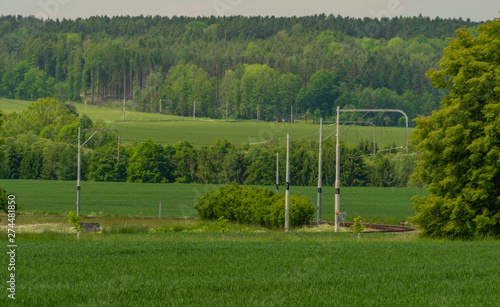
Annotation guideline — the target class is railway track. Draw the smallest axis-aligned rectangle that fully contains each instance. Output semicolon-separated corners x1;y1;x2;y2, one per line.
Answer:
310;221;416;233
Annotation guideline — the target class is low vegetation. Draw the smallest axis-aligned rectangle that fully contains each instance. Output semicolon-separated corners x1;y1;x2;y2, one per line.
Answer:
195;185;314;229
1;179;423;224
8;231;500;306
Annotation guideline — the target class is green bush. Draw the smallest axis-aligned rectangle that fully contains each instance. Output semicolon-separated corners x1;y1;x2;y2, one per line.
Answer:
194;185;314;229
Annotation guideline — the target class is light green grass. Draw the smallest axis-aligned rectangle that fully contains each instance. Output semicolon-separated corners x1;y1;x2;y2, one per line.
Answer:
109;120;409;147
0;97;411;147
1;179;425;223
0;97;31;113
9;234;500;306
74;101;183;122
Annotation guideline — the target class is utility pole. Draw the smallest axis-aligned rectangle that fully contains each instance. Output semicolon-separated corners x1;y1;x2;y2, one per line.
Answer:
335;107;340;232
77;127;81;217
276;152;279;194
76;128;121;217
285;133;290;232
317;118;323;226
123;71;126;121
165;99;172;116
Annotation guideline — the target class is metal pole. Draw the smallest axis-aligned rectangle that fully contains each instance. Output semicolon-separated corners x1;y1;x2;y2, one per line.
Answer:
116;130;120;161
76;129;120;215
335;107;340;232
193;101;196;120
159;200;162;219
285;133;290;232
276;152;279;194
404;114;408;154
77;127;81;217
159;99;162;121
291;105;293;123
317;118;323;226
123;71;126;121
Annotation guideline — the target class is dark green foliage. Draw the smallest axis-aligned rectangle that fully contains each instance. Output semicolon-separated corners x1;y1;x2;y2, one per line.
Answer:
0;15;477;122
173;141;198;183
194;185;314;229
411;18;500;238
86;143;125;182
55;145;78;180
19;149;43;179
126;138;174;183
367;155;396;187
0;187;8;213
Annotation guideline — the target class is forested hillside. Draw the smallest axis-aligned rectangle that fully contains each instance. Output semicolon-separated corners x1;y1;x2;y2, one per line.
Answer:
0;15;479;123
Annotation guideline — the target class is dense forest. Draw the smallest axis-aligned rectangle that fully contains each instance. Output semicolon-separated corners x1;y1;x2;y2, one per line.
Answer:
0;14;479;124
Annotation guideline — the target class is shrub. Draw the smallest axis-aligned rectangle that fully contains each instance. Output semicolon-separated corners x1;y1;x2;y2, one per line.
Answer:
66;211;83;232
194;185;314;229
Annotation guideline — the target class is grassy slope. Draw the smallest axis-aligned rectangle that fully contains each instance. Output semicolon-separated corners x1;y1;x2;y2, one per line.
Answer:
1;179;425;223
0;97;31;113
109;120;408;147
0;98;411;147
12;234;500;306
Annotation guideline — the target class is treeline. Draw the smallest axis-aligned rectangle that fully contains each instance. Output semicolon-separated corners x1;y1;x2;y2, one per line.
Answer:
1;129;416;188
0;15;479;124
0;98;417;187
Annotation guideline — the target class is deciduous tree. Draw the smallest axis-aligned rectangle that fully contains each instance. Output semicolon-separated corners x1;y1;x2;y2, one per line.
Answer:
411;18;500;238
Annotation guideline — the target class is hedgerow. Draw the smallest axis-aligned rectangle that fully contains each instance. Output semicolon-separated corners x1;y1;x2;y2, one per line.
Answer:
194;185;314;229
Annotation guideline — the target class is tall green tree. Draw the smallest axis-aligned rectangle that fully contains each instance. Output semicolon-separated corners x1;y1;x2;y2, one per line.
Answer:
126;138;173;183
297;70;340;117
21;98;77;135
411;18;500;238
173;141;198;183
239;64;276;120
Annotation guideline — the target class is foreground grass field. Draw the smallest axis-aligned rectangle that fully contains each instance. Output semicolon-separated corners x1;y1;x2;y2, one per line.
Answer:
2;179;425;224
7;232;500;306
0;98;411;147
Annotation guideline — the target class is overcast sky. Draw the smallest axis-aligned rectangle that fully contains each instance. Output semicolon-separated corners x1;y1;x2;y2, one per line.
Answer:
1;0;498;22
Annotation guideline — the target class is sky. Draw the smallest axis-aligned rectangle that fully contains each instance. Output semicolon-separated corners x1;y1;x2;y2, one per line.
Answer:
0;0;498;22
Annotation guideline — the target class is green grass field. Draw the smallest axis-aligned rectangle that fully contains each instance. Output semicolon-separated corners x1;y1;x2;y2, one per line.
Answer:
109;119;408;147
0;97;411;147
0;98;31;113
1;179;425;224
8;233;500;306
1;96;496;306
